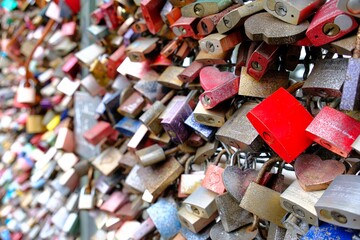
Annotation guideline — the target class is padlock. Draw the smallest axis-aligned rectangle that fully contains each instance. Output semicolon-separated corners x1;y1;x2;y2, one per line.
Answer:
326;34;357;56
179;157;205;196
63;212;79;235
197;3;242;36
281;213;309;238
171;17;199;39
83;121;113;145
201;150;226;194
240;157;287;227
78;167;96;210
115;117;142;138
246;41;280;81
183;186;217;219
315;174;360;230
239;68;289;98
92;147;122;176
141;0;167;35
89;59;110;88
26;115;46;134
146;198;181;239
193;101;226;128
195;49;232;65
134;77;169;104
103;91;124;125
174;41;194;61
61;54;80;79
245;12;309;45
280;180;324;226
199;67;239;109
81;74;106;97
217;0;264;34
216;102;264;152
117;91;146;118
137;154;188;202
264;0;326;25
337;0;360;18
185;113;216;142
306;106;360;158
107;45;127;79
181;0;233;18
302;222;357;240
100;191;128;214
160;96;193;144
126;37;159;62
17;80;36;104
306;0;358;46
54;127;74;152
194;140;219;164
57;77;81;96
199;32;243;54
139;90;175;135
132;19;149;34
340;27;360;111
135;144;180;167
119;17;136;36
185;133;205;148
215;192;253;232
178;61;204;83
75;43;106;66
294;154;346;191
100;1;119;30
157;66;185;90
177;205;217;233
247;87;314;163
302;58;348;97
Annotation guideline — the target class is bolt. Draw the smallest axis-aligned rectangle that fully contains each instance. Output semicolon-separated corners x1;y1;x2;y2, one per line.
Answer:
275;2;287;16
322;23;340;36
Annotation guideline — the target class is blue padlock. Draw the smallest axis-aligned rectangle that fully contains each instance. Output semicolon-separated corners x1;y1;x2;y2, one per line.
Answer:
301;222;357;240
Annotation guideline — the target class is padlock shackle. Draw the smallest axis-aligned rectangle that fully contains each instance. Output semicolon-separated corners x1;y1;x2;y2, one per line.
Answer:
85;166;94;193
347;161;360;175
248;215;260;232
286;81;304;94
255;156;283;184
214;149;227;165
353;26;360;58
184;155;194;174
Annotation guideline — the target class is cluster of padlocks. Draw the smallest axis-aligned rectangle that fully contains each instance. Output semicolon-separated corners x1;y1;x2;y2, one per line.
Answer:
0;0;360;239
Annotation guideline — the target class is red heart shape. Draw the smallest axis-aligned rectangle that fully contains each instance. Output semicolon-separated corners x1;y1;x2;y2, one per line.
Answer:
199;66;236;91
294;154;345;192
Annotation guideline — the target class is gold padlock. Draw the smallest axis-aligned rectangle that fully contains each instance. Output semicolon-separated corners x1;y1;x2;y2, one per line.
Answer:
26;115;46;134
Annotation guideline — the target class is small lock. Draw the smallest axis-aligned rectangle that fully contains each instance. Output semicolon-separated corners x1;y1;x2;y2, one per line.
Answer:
78;167;96;210
281;213;309;238
177;205;218;233
107;45;127;80
193;101;226;128
195;49;231;65
199;32;243;54
302;222;357;239
26;115;46;134
181;0;233;18
117;91;146;118
306;0;358;46
92;147;122;176
158;66;185;90
217;1;264;33
179;157;205;196
264;0;326;25
194;140;219;164
171;17;199;39
17;80;36;104
178;61;205;83
185;113;216;142
100;191;128;214
183;186;218;219
280;180;324;226
83;121;113;145
135;144;180;167
100;1;118;30
126;37;159;62
201;150;227;194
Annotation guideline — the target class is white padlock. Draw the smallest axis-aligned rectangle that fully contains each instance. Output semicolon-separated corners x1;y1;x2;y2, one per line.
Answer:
17;80;36;104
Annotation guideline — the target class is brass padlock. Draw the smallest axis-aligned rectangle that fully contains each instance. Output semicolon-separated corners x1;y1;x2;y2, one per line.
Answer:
157;66;185;89
240;157;287;227
26;115;46;134
199;32;243;54
216;102;264;152
78;167;96;210
216;192;253;232
193;101;226;128
280;180;324;226
177;205;218;233
183;186;218;219
126;37;159;62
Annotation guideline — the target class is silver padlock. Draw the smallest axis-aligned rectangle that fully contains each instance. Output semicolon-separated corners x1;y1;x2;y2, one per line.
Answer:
78;186;96;210
183;186;218;219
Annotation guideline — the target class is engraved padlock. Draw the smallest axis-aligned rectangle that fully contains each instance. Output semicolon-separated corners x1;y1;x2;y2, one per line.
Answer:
201;150;227;195
17;80;36;104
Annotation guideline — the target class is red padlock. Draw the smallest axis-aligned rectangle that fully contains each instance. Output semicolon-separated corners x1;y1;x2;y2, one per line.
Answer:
306;0;358;47
170;16;200;39
178;61;205;83
199;66;239;109
91;8;104;25
141;0;167;35
247;88;314;163
83;121;114;145
65;0;80;14
201;150;227;195
62;54;80;80
100;1;119;30
306;106;360;158
107;45;127;79
246;42;280;81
